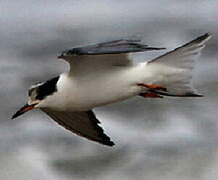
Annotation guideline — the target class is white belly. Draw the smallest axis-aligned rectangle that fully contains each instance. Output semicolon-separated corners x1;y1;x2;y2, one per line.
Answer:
43;63;153;111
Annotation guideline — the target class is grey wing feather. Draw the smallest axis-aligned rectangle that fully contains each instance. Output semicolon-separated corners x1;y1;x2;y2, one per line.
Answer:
41;109;114;146
64;39;165;56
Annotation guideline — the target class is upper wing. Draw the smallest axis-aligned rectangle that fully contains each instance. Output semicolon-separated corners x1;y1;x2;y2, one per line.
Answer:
60;39;164;56
41;109;115;146
58;39;165;69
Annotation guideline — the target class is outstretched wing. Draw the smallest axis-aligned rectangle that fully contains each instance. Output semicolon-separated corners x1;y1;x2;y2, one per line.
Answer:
58;39;165;71
60;39;164;56
41;109;114;146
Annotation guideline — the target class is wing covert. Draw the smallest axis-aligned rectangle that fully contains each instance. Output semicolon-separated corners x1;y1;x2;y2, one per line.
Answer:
58;39;165;69
60;39;165;56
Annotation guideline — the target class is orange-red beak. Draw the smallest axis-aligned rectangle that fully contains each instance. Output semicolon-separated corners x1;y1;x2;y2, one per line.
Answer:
12;104;36;119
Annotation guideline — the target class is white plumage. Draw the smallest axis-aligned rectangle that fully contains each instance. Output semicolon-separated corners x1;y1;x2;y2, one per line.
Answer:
12;34;211;146
40;33;211;111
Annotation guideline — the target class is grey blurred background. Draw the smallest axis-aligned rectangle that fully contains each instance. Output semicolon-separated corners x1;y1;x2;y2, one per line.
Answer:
1;0;218;179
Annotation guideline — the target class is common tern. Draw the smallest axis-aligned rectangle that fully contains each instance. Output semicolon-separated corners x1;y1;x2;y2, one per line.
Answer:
12;33;211;146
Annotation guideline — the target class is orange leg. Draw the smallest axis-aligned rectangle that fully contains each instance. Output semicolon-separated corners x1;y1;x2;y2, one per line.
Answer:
137;83;167;92
140;92;163;98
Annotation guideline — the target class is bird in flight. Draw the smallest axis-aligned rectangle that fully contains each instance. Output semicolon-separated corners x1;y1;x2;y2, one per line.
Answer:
12;33;211;146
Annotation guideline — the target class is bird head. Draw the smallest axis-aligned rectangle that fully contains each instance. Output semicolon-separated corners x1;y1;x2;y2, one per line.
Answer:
12;76;59;119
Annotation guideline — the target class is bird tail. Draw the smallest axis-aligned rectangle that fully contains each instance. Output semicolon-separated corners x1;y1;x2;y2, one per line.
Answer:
146;33;211;97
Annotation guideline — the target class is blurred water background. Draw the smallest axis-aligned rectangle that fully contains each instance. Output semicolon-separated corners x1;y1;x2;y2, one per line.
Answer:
1;0;218;179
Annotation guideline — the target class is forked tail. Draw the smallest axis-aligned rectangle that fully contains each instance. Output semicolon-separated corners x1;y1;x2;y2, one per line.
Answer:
146;33;211;97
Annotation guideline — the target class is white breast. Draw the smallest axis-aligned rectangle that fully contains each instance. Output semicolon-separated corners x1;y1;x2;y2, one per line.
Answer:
41;63;152;111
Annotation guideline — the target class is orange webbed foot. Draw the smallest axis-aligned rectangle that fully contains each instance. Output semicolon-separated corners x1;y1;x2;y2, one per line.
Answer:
137;83;167;92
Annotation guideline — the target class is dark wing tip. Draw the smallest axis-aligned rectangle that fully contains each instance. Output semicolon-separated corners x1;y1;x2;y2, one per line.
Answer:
185;93;204;97
170;33;212;52
145;47;166;50
203;32;212;38
98;130;115;146
188;33;212;46
195;33;212;43
87;111;115;147
104;140;115;146
92;125;115;146
100;134;115;146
